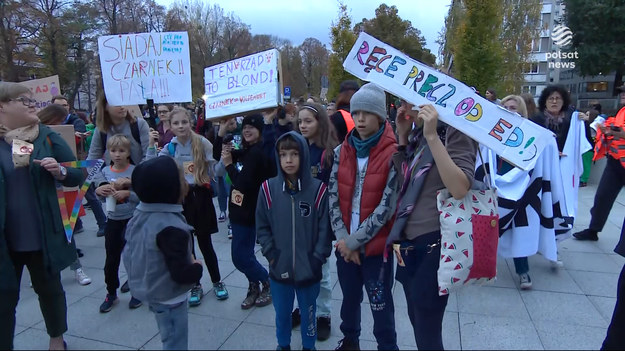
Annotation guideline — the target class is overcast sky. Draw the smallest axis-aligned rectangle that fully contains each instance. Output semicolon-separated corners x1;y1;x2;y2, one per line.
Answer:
154;0;451;58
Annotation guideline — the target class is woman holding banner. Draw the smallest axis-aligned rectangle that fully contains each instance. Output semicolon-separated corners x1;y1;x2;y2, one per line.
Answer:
388;100;477;350
0;82;85;350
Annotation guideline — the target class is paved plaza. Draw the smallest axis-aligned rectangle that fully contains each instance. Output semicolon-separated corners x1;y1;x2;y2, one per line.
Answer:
13;162;625;350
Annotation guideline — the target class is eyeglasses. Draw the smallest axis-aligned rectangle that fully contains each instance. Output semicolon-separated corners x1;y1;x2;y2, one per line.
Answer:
11;96;37;106
547;96;562;102
157;110;169;114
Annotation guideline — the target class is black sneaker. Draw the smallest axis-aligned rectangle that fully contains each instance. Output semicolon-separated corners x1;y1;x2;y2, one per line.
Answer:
317;316;331;341
120;280;130;293
99;294;118;313
76;248;84;258
291;308;301;328
129;296;142;309
335;338;360;350
96;226;106;237
74;220;85;234
573;229;598;241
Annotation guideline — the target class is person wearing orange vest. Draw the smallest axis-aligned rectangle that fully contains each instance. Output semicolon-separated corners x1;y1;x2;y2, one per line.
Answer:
328;83;399;351
330;80;359;142
574;85;625;242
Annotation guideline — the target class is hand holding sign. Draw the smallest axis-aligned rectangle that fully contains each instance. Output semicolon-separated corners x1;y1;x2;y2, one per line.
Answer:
34;158;64;179
343;32;554;170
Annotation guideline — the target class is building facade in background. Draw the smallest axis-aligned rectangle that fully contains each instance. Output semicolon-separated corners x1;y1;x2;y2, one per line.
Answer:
523;0;620;114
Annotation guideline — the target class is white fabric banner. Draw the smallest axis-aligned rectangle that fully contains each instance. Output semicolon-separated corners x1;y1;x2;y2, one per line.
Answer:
343;32;554;171
476;139;572;261
559;112;592;219
98;32;192;105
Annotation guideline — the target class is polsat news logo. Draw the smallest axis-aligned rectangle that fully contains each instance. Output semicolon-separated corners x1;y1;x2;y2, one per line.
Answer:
547;25;577;69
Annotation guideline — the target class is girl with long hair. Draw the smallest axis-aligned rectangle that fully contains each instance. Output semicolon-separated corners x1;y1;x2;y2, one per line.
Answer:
147;107;228;306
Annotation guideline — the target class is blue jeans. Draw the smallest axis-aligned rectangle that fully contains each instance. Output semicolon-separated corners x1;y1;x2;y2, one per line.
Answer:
230;223;268;283
149;301;188;350
271;279;320;350
513;257;529;275
84;183;107;228
217;176;229;213
336;251;397;350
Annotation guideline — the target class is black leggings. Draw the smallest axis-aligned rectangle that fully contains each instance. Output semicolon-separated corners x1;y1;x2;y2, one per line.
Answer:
190;233;221;284
183;185;221;285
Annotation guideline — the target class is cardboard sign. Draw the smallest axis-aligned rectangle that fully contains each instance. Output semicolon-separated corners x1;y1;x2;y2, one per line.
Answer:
98;32;192;105
20;75;61;109
343;32;554;170
204;49;282;120
49;125;77;158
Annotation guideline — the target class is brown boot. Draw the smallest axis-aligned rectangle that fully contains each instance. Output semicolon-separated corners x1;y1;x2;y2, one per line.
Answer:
255;280;272;307
241;282;260;310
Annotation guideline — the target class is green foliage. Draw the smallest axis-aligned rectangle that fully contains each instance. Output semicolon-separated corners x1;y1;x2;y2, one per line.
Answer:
453;0;505;94
355;4;436;67
328;2;357;101
564;0;625;80
499;0;541;95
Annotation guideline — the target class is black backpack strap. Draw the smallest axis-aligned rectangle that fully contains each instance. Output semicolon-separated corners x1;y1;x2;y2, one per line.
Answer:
100;131;107;151
130;121;141;145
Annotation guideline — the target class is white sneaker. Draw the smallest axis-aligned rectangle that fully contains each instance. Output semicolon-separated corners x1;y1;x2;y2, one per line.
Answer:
75;268;92;285
519;273;532;290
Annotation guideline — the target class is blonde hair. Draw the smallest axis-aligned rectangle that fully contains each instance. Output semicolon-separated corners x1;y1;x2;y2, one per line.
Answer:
95;93;136;132
169;107;211;185
0;82;31;102
106;134;132;154
501;95;528;118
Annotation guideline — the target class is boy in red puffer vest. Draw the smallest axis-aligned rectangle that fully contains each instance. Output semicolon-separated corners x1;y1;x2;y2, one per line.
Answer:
327;83;399;351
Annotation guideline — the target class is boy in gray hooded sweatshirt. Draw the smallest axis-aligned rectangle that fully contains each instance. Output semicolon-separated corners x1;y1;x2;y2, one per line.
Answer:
122;156;203;350
256;131;332;350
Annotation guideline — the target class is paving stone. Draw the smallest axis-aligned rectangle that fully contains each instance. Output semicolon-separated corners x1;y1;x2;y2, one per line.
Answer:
185;285;254;321
219;322;277;350
459;313;544;350
142;313;240;350
15;291;83;328
521;290;608;328
587;295;617;322
457;285;530;320
520;264;584;295
568;270;619;298
557;251;621;274
534;320;607;350
13;328;133;350
41;296;159;349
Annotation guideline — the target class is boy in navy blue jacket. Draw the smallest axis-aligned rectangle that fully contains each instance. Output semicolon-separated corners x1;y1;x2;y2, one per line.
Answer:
256;132;332;350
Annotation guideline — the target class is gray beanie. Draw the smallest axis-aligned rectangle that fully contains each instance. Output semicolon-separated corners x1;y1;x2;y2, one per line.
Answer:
350;83;387;122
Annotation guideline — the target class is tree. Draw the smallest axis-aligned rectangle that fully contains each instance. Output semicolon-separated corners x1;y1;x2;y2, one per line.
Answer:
499;0;541;94
328;2;357;101
440;0;540;95
299;37;328;97
355;4;436;67
565;0;625;90
451;0;505;93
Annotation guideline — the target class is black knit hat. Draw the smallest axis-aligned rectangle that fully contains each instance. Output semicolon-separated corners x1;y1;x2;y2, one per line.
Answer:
339;80;360;93
242;113;264;133
132;156;181;204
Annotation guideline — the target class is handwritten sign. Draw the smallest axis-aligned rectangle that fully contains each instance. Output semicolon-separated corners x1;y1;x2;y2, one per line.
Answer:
20;75;61;109
344;32;554;170
204;48;282;120
98;32;192;106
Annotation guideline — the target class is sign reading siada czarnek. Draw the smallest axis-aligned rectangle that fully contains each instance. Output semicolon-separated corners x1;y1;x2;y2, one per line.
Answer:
343;32;554;171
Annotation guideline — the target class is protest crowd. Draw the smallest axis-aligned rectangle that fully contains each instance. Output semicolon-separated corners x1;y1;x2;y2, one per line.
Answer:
1;29;625;351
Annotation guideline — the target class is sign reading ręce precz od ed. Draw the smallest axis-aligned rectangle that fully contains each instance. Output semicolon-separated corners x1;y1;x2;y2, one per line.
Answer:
343;32;554;171
98;31;192;106
204;49;282;120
